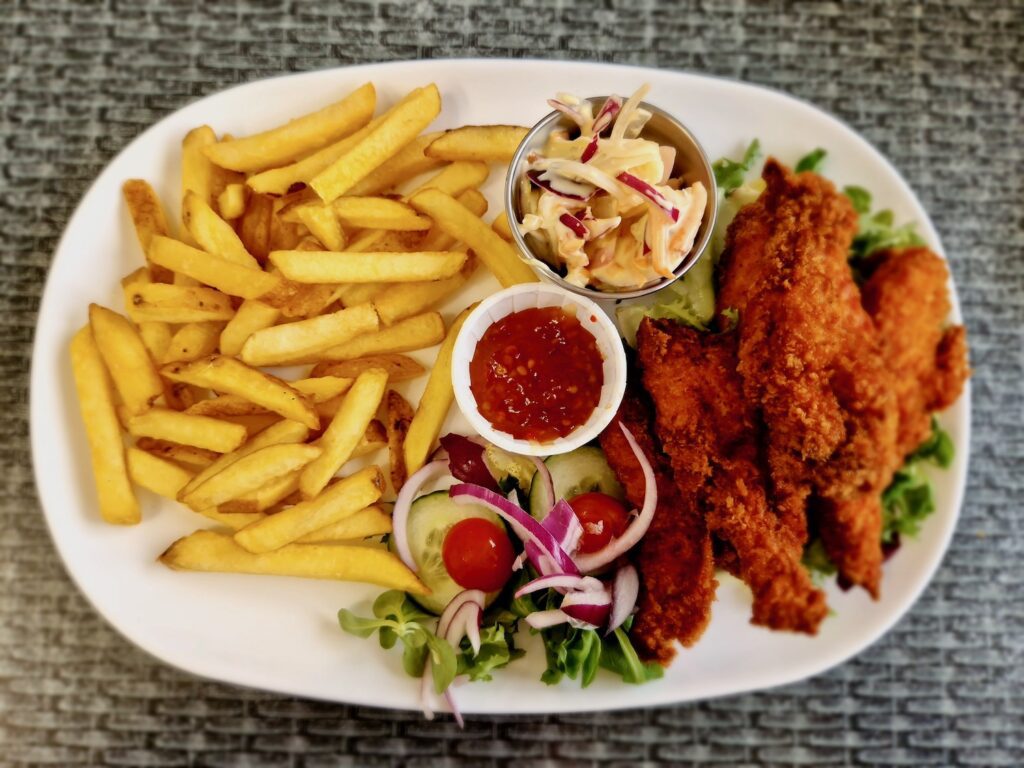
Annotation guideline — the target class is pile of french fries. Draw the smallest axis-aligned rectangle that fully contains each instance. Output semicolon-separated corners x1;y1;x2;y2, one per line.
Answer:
69;81;535;595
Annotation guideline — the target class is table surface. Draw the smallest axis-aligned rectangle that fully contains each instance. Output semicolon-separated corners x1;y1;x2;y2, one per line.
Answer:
2;1;1022;765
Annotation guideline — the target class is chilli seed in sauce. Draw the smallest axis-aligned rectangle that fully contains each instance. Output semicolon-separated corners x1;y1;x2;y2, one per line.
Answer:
469;306;604;442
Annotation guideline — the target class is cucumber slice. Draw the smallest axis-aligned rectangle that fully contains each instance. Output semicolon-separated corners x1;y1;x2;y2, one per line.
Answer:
395;490;504;614
528;445;625;520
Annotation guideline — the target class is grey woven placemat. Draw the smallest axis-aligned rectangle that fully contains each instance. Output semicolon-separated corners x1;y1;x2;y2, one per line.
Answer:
2;1;1022;765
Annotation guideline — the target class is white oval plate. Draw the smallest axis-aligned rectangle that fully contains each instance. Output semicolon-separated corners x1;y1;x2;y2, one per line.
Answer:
31;59;970;714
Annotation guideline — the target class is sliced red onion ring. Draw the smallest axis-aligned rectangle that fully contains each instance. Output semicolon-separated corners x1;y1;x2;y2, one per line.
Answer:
437;590;485;639
560;588;612;628
393;460;450;571
514;573;604;599
573;424;657;573
444;601;482;657
450;483;580;576
547;98;587;127
580;134;599;163
525;609;572;629
443;688;464;729
524;498;583;576
592;95;622;134
559;212;589;239
617;171;680;222
606;563;640;635
526;169;595;201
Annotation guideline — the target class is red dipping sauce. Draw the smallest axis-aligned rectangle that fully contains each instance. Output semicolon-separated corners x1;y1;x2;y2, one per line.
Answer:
469;306;604;443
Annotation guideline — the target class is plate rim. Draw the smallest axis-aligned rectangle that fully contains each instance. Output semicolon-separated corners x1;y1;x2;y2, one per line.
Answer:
29;57;972;713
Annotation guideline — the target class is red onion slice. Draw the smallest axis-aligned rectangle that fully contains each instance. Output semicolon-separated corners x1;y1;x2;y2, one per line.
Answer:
529;456;554;516
437;590;485;639
606;563;640;635
580;134;599;163
525;609;571;629
450;483;580;576
514;573;604;599
617;171;680;222
560;588;612;628
526;170;594;201
559;212;589;239
591;95;623;134
547;98;587;127
393;460;450;571
444;601;482;657
573;424;657;573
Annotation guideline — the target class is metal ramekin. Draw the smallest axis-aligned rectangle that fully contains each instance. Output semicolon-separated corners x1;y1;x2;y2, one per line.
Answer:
504;96;718;301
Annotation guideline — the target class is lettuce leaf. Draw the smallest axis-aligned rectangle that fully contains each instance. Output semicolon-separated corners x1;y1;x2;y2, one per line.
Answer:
795;148;827;173
845;185;926;265
713;139;761;196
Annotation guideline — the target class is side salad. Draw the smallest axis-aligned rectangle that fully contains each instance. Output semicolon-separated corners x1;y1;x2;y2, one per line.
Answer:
340;430;662;723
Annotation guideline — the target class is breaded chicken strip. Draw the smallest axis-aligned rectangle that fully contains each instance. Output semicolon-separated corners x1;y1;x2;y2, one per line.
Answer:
718;160;898;595
637;319;827;633
814;248;970;593
599;380;716;664
861;246;970;457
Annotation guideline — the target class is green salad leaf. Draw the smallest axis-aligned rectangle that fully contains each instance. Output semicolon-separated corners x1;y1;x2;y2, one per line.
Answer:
713;139;761;196
795;148;828;173
456;614;524;682
338;590;458;694
845;185;926;264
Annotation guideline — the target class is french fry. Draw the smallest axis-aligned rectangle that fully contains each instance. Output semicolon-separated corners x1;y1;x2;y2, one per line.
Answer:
135;437;220;468
122;179;174;282
161;529;425;593
297;505;392;543
214;413;283;435
316;312;445;362
70;326;140;525
299;369;388;498
148;236;280;299
87;304;164;417
119;268;173;359
218;469;301;514
372;255;475;326
195;507;267;530
384;389;414;491
238;465;385;552
492;210;514;241
125;283;235;324
182;126;217;198
203;83;376;172
182;192;260;269
269;250;466;284
419;188;488;251
217;183;248;220
337;282;386;308
162;381;206;412
179;419;310;499
185;377;352;418
245;115;385;196
269;200;308;251
126;446;195;499
163;321;224;364
425;125;529;163
408;188;538;287
404;304;476;475
353;419;386;457
128;408;247;453
310;84;442;202
346;131;445;197
219;300;280;357
408;160;488;198
237;193;274;263
181;443;322;510
239;304;379;367
310;354;426;383
290;205;346;251
161;355;320;429
330;197;431;231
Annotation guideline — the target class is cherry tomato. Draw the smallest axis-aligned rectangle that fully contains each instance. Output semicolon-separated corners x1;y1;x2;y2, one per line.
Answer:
569;492;630;554
442;518;514;592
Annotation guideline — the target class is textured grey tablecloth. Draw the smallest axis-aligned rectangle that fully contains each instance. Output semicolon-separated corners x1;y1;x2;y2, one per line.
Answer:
3;0;1022;765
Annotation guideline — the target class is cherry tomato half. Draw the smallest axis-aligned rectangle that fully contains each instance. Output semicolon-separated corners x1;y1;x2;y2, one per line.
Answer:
442;517;514;592
569;492;630;554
